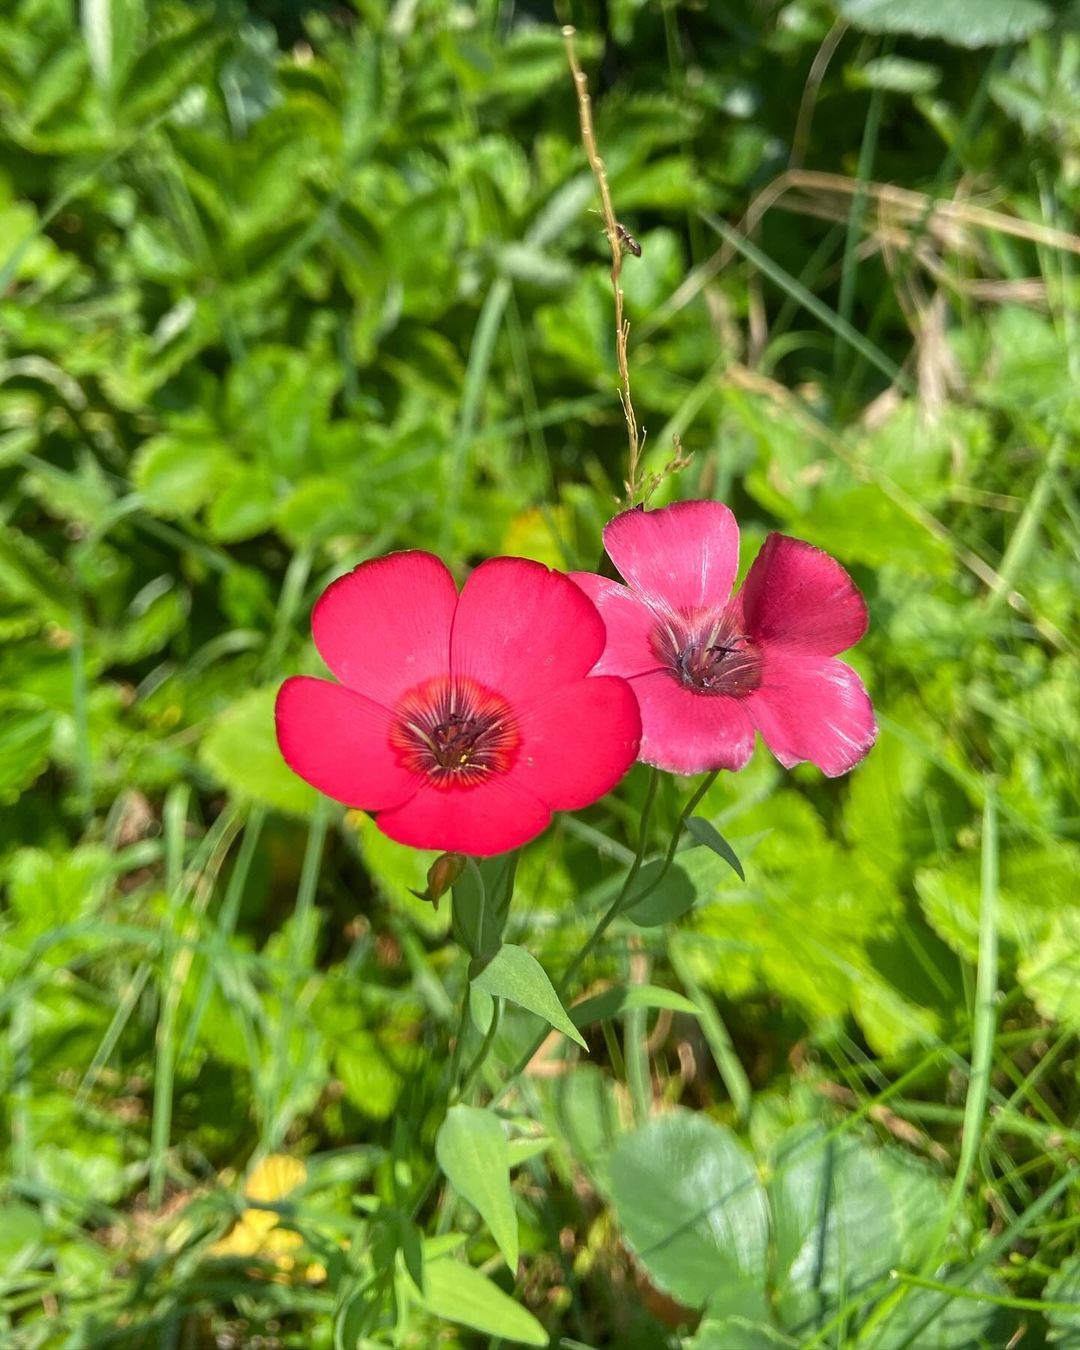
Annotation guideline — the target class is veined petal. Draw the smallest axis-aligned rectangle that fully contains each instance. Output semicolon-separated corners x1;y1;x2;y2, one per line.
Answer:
747;648;877;777
569;572;661;679
739;533;867;655
603;501;740;613
275;677;420;809
629;669;756;775
374;775;551;857
312;551;458;705
510;675;641;809
451;557;605;698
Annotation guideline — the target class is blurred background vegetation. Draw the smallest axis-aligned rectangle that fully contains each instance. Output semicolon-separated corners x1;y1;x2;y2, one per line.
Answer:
2;0;1079;1345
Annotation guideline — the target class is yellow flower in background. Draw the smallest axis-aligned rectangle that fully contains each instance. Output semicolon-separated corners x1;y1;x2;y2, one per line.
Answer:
209;1154;325;1283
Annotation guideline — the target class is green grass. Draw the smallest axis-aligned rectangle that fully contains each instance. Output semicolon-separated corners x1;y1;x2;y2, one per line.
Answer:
1;0;1079;1347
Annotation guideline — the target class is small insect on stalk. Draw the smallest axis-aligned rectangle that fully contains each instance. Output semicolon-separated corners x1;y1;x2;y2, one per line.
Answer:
615;221;642;257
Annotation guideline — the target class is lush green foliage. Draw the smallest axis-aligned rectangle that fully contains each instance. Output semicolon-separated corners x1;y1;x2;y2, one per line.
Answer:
2;0;1079;1345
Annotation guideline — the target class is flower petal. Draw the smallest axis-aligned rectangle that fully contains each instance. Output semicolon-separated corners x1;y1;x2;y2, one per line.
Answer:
747;649;877;776
275;676;419;809
374;777;551;857
569;572;662;678
739;533;867;655
510;675;641;809
603;501;740;613
629;669;756;775
451;557;605;698
312;551;458;705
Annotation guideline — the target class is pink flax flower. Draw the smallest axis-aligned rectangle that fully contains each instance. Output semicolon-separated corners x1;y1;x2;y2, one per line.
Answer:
275;551;641;856
572;501;876;777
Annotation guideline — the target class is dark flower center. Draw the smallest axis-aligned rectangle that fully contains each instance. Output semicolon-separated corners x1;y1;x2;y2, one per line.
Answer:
651;610;762;697
391;677;519;787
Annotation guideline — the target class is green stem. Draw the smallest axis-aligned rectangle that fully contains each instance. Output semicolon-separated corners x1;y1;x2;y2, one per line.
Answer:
446;990;473;1100
497;768;716;1102
454;997;503;1104
556;767;661;998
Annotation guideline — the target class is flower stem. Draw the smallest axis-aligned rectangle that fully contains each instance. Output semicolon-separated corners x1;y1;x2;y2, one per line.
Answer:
453;997;503;1104
495;767;720;1103
556;767;660;998
625;769;719;913
445;989;472;1098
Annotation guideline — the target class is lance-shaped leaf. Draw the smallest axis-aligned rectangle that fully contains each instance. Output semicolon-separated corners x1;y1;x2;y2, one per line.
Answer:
436;1105;518;1271
472;944;586;1049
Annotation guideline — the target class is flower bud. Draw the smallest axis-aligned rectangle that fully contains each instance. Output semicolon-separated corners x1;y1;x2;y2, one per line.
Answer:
409;852;467;910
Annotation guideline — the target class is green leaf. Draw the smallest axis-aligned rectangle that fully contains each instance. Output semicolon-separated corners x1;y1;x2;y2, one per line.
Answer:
0;1203;45;1272
8;845;112;936
0;704;54;805
435;1105;518;1271
835;0;1052;48
769;1124;949;1330
207;470;277;542
335;1034;404;1121
506;1137;553;1167
850;56;940;94
82;0;145;95
132;433;229;518
451;855;515;961
623;860;697;927
471;944;586;1049
610;1110;769;1308
199;686;316;817
686;816;746;881
570;984;699;1027
413;1255;549;1345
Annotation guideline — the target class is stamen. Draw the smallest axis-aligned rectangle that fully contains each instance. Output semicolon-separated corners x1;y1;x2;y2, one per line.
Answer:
652;609;763;698
391;678;520;787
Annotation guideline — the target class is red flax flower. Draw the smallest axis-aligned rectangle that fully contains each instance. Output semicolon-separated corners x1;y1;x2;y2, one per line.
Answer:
275;552;641;856
572;501;877;777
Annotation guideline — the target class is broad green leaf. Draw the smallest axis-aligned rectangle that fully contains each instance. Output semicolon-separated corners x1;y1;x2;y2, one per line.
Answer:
471;944;586;1049
199;686;316;817
874;1271;1011;1348
690;1319;792;1349
0;705;53;804
208;470;277;542
0;1203;45;1272
414;1255;549;1345
623;860;697;927
610;1110;769;1308
768;1125;944;1326
686;816;746;882
132;433;229;518
435;1105;518;1271
7;845;111;935
835;0;1052;48
570;984;699;1027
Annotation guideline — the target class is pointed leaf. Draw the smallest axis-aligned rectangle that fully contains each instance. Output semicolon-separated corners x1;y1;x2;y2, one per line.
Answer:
686;817;746;881
415;1256;549;1345
436;1105;518;1272
471;944;586;1048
